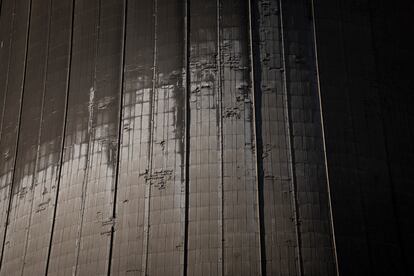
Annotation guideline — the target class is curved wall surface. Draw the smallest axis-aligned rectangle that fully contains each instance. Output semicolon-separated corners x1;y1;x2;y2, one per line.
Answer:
0;0;412;275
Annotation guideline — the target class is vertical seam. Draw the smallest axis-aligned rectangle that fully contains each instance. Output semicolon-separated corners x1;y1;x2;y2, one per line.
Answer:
0;0;16;141
45;0;76;273
20;0;53;274
247;0;265;275
279;0;304;275
310;0;340;275
107;0;128;274
0;0;33;269
216;0;224;275
183;0;190;275
142;0;158;274
73;0;102;274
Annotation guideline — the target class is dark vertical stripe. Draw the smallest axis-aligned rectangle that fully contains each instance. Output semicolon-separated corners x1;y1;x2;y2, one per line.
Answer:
336;1;374;273
0;0;33;268
107;0;128;274
367;1;407;273
183;0;190;275
279;1;303;275
247;0;265;275
44;0;76;273
310;1;340;275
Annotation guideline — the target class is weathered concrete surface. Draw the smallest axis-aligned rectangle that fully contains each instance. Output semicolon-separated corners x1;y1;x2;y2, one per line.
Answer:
0;0;413;275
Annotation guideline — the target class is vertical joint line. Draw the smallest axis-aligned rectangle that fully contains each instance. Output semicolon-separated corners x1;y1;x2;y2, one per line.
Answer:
21;0;54;274
309;1;340;275
0;0;33;268
0;0;17;140
216;0;224;275
143;0;158;274
74;1;102;274
183;0;190;275
279;1;304;275
247;0;265;275
45;0;76;273
107;0;128;275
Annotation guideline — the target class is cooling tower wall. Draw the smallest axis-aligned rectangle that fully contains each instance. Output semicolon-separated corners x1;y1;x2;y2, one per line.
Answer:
0;0;413;275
